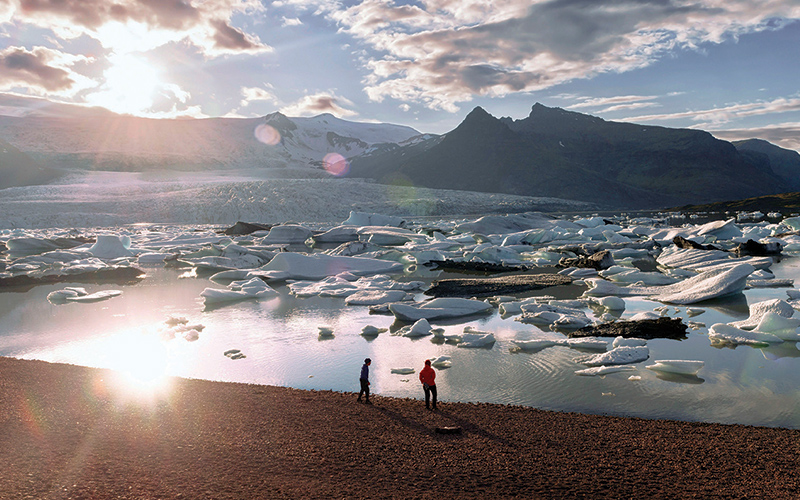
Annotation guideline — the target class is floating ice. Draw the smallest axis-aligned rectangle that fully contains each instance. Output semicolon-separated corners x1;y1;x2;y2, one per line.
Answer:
66;289;122;303
47;286;88;304
389;298;493;322
708;323;783;346
512;338;560;351
575;365;637;376
88;235;133;259
224;349;246;360
580;346;649;366
457;327;496;348
261;224;313;244
730;299;795;330
629;311;661;321
345;290;414;306
646;360;704;376
360;325;387;337
588;296;626;311
656;247;770;272
429;355;452;368
201;277;279;306
260;252;403;280
342;211;406;228
583;264;754;304
318;326;334;338
391;367;415;374
752;312;800;341
560;337;608;350
612;336;647;348
394;318;435;338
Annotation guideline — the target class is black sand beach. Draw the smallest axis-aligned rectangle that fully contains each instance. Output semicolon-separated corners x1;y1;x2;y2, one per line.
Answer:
1;356;798;499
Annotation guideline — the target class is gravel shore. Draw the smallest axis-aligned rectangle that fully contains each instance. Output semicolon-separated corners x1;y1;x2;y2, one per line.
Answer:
2;356;798;499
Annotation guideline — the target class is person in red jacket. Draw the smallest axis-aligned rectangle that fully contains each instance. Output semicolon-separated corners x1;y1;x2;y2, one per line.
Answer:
419;359;437;410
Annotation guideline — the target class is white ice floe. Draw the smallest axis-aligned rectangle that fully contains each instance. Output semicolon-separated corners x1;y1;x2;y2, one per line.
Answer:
66;289;122;303
288;273;422;299
708;323;784;346
629;311;661;321
87;234;133;259
200;277;279;306
583;263;754;304
575;365;637;376
580;346;649;366
512;338;560;351
645;360;704;376
47;286;88;304
261;224;313;244
561;337;608;350
360;325;387;337
345;290;414;306
587;296;626;311
260;252;403;280
457;327;496;348
391;367;415;374
342;211;406;228
396;318;437;338
454;212;558;235
751;312;800;341
730;299;795;330
137;252;176;265
612;336;647;348
389;298;493;322
656;247;771;272
429;356;452;368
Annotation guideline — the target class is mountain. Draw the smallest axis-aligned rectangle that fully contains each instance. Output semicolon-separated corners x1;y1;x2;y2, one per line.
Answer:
349;103;788;209
733;138;800;191
0;138;61;189
0;96;421;173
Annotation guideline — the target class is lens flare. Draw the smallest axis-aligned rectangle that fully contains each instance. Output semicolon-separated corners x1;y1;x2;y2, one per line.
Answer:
323;153;350;177
255;124;281;145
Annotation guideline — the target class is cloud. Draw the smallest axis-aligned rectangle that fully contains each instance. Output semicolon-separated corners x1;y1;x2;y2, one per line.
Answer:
320;0;800;112
711;124;800;153
0;46;92;94
6;0;271;56
280;92;357;117
281;16;303;27
240;86;278;107
618;97;800;126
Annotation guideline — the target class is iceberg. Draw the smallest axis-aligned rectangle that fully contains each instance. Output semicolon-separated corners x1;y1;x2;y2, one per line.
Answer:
261;224;313;244
360;325;387;337
391;367;415;374
457;327;496;348
66;289;122;303
201;277;279;306
429;356;452;368
708;323;783;346
345;290;414;306
87;234;134;259
389;298;493;322
645;360;704;376
575;365;637;376
730;299;795;330
581;346;649;366
260;252;403;280
342;211;406;228
396;318;436;338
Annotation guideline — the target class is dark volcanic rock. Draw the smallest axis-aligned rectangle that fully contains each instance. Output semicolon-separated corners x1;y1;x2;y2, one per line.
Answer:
733;239;782;256
221;221;273;236
569;317;687;340
558;250;614;270
424;273;573;298
426;260;526;274
672;236;723;251
0;266;145;291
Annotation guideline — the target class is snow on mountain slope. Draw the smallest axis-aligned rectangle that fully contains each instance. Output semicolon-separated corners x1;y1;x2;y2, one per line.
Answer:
0;107;422;172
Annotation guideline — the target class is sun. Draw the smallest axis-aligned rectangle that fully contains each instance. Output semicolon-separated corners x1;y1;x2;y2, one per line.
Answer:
86;53;162;115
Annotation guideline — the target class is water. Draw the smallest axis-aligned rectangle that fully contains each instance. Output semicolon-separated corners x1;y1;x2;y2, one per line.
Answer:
2;258;799;429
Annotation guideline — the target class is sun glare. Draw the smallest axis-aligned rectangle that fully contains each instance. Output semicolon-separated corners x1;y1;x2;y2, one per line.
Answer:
86;53;162;115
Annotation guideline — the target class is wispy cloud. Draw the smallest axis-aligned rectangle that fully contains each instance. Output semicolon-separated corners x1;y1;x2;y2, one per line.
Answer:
618;97;800;126
310;0;800;113
711;123;800;152
0;46;93;95
280;92;357;117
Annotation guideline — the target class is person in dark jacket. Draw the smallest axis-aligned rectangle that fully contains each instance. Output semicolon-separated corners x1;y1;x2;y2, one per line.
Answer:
419;359;436;410
358;358;372;404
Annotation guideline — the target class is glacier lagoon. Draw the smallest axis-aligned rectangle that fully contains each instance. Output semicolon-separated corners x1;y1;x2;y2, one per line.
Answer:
2;214;800;430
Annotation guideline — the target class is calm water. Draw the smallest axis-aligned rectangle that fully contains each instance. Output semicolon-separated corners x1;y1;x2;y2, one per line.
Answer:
2;258;799;429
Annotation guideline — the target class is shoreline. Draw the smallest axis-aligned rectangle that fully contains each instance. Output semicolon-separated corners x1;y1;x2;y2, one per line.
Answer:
2;356;798;499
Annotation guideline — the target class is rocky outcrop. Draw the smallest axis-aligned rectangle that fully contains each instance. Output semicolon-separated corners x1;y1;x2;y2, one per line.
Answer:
569;317;687;340
558;250;614;270
424;273;573;297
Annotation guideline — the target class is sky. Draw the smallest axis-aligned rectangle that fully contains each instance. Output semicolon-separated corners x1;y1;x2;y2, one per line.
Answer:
0;0;799;151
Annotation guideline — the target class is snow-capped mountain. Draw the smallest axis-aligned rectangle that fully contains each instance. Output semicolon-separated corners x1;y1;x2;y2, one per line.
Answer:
0;96;422;173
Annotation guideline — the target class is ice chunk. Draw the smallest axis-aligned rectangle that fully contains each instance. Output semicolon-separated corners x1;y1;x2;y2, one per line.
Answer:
260;253;403;280
342;211;406;228
581;346;649;366
575;365;637;376
708;323;783;346
391;367;415;374
397;318;435;337
318;326;334;338
261;224;313;244
201;277;279;306
612;336;647;348
389;298;493;322
88;235;133;259
429;356;452;368
360;325;387;337
629;311;661;321
66;289;122;303
559;337;608;350
752;312;800;341
47;287;88;304
646;360;704;376
512;339;560;351
345;290;414;306
457;327;496;348
730;299;795;330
